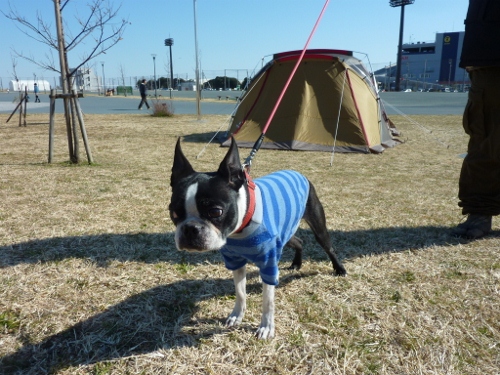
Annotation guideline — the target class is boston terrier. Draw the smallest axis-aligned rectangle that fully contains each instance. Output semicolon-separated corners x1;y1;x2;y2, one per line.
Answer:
169;137;346;339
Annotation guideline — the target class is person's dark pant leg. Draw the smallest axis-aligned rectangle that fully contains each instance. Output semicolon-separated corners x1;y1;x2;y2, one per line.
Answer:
458;67;500;216
138;94;150;109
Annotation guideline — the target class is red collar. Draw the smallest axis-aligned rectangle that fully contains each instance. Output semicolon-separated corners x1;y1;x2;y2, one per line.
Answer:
235;171;256;233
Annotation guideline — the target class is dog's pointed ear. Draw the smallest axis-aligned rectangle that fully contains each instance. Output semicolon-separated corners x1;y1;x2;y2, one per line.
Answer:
218;137;245;188
171;138;195;187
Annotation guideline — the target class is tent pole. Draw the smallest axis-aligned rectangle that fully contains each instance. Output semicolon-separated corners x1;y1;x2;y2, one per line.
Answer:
330;69;347;166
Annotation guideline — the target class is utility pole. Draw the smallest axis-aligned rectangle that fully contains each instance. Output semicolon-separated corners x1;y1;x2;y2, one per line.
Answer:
389;0;415;92
152;54;157;98
193;0;201;119
101;61;106;94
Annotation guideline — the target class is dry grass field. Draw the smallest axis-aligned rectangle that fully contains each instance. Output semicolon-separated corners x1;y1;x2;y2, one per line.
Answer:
0;111;499;375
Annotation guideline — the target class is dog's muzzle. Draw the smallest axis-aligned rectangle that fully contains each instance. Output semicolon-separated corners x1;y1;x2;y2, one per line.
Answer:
175;220;224;252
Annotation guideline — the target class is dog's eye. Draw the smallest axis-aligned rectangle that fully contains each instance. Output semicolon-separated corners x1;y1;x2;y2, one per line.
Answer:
208;208;223;218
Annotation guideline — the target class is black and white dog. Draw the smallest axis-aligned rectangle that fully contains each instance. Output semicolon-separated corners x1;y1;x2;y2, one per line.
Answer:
169;138;346;339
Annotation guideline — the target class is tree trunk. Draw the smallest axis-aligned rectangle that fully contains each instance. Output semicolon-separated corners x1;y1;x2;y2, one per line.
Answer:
54;0;77;163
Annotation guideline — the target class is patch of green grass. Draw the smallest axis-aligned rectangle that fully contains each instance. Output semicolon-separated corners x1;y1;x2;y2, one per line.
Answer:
390;290;402;303
445;269;467;279
67;277;90;290
365;362;381;374
0;309;21;333
398;270;416;283
477;326;494;338
92;362;113;375
176;261;194;274
288;329;306;347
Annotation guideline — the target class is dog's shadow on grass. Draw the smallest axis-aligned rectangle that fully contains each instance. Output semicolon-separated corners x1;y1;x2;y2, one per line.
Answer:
0;226;473;269
0;271;311;374
0;226;481;373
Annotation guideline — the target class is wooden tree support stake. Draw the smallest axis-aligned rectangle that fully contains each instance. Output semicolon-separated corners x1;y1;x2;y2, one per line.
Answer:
47;90;93;164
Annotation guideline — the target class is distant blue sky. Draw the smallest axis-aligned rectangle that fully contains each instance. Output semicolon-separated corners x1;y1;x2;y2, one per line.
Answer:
1;0;469;83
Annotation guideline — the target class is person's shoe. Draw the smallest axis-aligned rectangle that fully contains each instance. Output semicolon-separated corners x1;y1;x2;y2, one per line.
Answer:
452;214;492;239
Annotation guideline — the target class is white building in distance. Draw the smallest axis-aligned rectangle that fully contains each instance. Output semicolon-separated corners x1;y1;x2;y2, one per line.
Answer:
9;80;51;92
71;67;101;92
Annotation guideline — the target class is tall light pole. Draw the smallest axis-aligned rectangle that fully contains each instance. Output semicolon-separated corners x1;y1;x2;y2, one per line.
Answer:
448;59;452;89
151;54;157;98
193;0;201;119
100;61;106;94
165;38;174;98
423;59;427;90
389;0;415;91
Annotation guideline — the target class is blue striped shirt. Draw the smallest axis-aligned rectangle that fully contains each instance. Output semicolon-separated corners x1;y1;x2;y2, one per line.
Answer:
221;170;310;285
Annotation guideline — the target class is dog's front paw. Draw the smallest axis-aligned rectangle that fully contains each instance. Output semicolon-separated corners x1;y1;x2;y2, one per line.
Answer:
255;323;275;339
225;311;244;327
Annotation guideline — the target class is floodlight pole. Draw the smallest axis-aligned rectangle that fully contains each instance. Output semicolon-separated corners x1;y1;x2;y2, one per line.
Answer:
390;0;415;91
165;38;174;98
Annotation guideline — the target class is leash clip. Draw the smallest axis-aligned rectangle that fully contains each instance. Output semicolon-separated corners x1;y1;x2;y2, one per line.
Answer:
242;133;265;173
242;160;251;173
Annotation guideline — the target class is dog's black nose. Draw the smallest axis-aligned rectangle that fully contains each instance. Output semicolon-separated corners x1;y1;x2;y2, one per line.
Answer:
178;222;211;252
182;223;200;238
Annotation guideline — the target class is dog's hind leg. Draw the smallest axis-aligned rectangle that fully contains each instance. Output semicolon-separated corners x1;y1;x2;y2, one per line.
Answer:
303;181;347;276
286;236;303;270
226;265;247;327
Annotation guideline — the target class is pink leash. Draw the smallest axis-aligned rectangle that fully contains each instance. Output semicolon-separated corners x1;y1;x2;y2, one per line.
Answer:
243;0;331;169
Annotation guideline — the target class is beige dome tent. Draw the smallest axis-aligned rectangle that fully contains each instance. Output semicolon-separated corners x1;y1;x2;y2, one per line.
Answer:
222;49;400;153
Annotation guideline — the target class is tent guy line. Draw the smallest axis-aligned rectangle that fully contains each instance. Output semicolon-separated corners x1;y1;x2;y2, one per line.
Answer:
382;99;451;149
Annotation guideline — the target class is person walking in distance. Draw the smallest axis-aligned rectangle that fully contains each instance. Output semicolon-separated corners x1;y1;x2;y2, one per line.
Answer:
34;83;40;103
138;79;150;110
453;0;500;239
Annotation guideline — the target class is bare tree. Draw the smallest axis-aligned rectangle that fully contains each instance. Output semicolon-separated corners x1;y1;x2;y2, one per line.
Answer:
4;0;128;79
10;56;19;84
3;0;128;164
119;63;127;97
